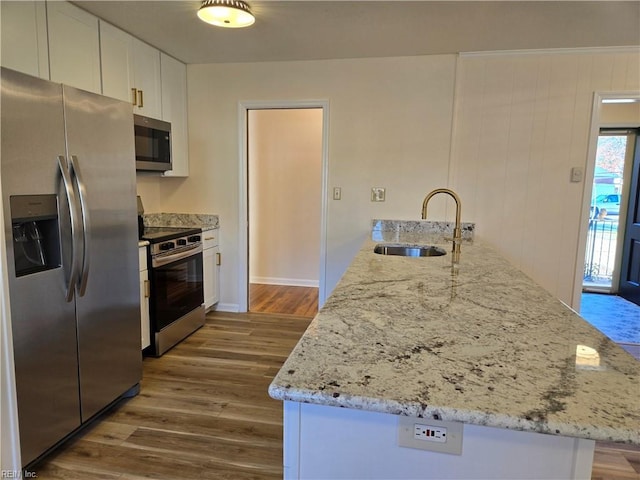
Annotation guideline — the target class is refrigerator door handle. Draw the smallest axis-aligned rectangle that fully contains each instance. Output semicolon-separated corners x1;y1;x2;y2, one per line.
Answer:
57;155;82;302
69;155;91;297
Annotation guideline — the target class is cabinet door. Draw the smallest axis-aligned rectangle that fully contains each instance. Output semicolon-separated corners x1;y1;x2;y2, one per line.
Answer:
47;1;101;94
203;231;220;309
1;1;49;79
140;269;150;350
132;38;162;119
139;246;150;350
203;246;216;309
161;53;189;177
99;21;135;104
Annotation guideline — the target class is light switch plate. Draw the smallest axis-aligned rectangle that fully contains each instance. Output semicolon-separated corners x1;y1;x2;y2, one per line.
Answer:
570;167;584;183
333;187;342;200
371;187;385;202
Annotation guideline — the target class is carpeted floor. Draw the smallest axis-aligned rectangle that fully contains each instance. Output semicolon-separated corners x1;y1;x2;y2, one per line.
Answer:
580;293;640;345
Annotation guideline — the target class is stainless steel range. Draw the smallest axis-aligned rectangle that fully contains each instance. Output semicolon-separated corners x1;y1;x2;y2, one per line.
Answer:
142;226;205;356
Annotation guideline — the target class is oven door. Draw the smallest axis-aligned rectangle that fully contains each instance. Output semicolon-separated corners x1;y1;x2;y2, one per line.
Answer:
150;247;204;332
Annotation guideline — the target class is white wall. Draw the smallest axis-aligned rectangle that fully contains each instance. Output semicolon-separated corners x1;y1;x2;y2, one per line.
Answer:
170;55;457;310
450;48;640;306
153;47;639;311
135;172;163;213
600;102;640;126
248;108;322;287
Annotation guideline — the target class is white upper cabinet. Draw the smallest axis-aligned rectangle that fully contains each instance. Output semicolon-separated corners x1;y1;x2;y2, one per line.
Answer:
47;1;101;94
132;38;162;119
100;21;162;119
1;1;49;79
160;53;189;177
99;21;135;104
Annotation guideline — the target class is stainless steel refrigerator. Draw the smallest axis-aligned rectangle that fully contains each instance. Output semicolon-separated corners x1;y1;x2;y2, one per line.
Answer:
1;67;142;467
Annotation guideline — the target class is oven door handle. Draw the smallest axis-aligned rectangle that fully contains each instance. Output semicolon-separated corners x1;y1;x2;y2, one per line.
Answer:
152;244;203;268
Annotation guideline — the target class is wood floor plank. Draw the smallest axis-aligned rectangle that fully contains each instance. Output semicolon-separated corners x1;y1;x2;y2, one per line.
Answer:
249;284;318;317
24;288;639;479
31;310;311;479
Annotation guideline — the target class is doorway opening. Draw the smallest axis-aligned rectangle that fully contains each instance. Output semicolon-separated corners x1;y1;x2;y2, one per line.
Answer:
240;103;329;316
578;95;640;349
582;130;629;292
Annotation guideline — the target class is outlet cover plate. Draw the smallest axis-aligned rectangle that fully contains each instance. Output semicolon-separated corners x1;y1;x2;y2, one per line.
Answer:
398;416;463;455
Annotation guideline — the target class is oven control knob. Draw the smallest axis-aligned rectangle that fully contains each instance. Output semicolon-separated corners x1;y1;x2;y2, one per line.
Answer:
177;238;187;246
188;235;201;243
159;241;175;251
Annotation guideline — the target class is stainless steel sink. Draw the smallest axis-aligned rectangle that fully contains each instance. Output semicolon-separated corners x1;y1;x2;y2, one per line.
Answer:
373;244;446;257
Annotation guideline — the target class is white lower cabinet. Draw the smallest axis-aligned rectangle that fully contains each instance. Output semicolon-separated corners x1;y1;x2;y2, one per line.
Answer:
203;229;220;310
139;245;150;350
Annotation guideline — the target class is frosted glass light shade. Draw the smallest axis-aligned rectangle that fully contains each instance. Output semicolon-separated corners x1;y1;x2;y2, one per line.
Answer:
198;0;255;28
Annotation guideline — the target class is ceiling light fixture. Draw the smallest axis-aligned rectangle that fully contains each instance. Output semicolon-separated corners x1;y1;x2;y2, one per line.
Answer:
197;0;255;28
602;98;638;104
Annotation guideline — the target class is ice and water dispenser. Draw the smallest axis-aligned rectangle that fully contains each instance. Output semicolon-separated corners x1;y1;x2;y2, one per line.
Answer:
10;194;61;277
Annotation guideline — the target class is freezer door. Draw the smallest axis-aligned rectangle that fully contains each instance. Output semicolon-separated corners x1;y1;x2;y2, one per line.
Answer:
1;68;81;465
62;85;142;421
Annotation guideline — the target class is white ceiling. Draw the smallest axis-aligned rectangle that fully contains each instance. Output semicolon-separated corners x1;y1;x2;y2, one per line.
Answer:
72;1;640;65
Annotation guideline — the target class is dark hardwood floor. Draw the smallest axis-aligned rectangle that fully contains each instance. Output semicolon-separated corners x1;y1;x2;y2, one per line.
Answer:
26;285;638;479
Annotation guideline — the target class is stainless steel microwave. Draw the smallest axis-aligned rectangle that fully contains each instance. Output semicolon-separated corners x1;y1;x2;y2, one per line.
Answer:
134;114;172;172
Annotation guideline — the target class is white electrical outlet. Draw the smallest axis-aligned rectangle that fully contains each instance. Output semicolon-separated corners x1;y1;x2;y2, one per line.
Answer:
414;424;447;443
398;416;463;455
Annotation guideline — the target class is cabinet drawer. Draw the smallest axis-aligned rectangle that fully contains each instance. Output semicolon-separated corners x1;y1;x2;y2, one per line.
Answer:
203;229;219;249
138;245;147;271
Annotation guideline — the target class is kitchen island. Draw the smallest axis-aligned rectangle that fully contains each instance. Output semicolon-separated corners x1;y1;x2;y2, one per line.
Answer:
269;220;639;479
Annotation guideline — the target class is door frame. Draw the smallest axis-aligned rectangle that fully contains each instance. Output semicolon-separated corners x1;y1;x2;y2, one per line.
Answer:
237;100;330;312
573;91;640;310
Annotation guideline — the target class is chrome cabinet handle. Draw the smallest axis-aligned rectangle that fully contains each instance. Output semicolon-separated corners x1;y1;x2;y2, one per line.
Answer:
137;89;143;108
69;155;91;297
131;88;137;106
57;156;81;302
216;252;221;266
144;279;150;298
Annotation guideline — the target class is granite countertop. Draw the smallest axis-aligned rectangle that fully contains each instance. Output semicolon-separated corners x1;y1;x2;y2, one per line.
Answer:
143;213;219;230
269;220;640;444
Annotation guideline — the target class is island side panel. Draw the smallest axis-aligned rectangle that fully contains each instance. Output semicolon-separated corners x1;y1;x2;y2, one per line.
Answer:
283;402;595;480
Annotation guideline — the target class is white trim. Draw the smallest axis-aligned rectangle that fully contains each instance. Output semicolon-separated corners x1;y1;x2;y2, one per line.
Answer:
238;100;330;312
572;91;640;310
571;438;597;480
461;46;640;58
447;53;462;188
250;277;320;288
214;303;241;313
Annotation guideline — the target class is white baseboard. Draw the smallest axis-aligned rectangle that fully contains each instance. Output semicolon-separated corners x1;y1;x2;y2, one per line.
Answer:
213;303;240;313
250;276;319;288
